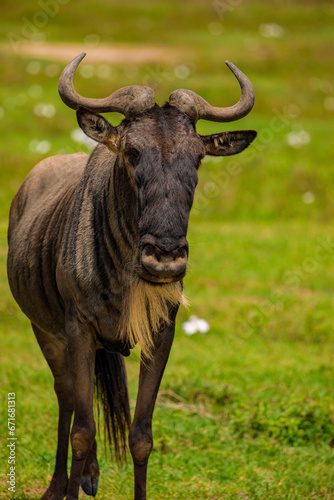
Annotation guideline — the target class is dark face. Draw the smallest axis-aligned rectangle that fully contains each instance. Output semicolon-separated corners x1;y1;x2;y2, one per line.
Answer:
118;105;204;283
77;104;256;284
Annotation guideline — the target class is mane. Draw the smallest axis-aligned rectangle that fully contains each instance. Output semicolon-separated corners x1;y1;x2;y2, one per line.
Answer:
117;278;188;359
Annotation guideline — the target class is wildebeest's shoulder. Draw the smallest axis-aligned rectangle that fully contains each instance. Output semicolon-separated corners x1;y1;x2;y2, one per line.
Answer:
8;152;88;238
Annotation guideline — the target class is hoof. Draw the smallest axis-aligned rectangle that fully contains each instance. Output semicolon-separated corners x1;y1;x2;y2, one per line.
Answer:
81;476;99;497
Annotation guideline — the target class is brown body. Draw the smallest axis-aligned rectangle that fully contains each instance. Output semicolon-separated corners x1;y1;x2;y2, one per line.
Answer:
8;153;87;335
7;53;256;500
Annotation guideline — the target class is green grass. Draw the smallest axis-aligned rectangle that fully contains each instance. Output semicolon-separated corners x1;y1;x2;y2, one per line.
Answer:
1;0;334;498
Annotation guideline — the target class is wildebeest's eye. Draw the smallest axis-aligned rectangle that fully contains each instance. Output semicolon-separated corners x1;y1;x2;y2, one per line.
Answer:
126;148;141;166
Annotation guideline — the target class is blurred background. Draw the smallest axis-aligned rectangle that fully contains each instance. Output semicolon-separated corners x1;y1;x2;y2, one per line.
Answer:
1;1;334;498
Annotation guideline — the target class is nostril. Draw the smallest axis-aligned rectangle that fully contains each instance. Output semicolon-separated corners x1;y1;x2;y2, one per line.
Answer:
142;244;156;258
174;244;188;260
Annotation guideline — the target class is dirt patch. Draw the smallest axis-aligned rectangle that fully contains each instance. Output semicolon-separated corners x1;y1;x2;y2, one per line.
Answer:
2;42;189;65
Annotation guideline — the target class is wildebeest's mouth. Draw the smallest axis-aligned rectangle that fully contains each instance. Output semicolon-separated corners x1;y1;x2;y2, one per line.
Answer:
137;236;188;284
138;266;187;284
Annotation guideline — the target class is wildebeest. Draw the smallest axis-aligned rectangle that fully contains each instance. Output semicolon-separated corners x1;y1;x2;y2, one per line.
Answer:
7;52;256;500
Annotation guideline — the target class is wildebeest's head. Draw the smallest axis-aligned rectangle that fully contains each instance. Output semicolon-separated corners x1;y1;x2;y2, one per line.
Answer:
59;53;256;285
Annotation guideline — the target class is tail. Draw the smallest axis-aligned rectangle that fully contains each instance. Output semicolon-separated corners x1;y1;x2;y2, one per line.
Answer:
95;350;131;464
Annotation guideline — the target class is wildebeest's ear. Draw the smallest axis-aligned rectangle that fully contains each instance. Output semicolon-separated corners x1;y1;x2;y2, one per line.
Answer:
76;107;118;152
201;130;257;156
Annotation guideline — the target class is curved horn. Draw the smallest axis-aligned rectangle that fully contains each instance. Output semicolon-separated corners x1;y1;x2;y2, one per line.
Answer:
169;61;255;123
58;52;155;120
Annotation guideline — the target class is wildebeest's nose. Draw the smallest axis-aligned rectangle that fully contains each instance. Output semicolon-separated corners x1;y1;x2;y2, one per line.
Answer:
139;237;188;283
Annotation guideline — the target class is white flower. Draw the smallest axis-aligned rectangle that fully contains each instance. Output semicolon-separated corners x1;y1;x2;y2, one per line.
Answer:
29;139;51;154
71;128;97;149
286;130;311;148
174;65;190;79
302;192;315;204
34;103;56;118
182;315;210;335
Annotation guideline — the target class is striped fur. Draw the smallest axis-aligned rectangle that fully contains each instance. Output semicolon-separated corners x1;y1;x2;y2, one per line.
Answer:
7;138;188;356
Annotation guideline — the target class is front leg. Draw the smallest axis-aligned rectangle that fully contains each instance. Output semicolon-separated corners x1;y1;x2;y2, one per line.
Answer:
129;307;178;500
65;320;96;500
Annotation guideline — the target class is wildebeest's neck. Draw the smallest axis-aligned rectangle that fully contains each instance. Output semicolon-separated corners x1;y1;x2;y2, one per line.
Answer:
63;145;139;292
